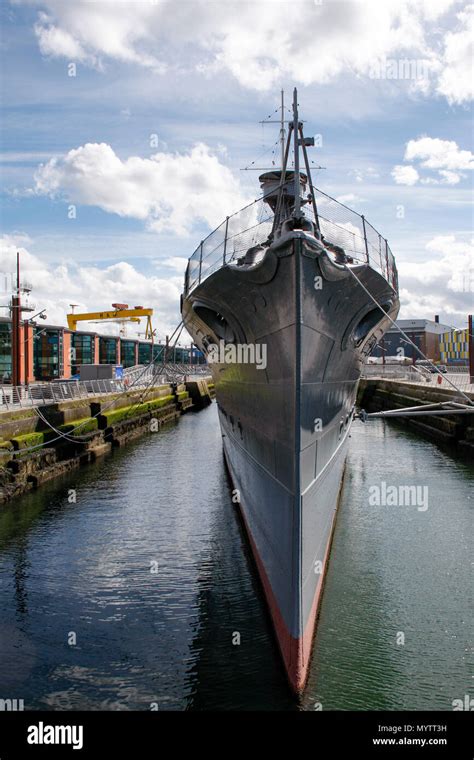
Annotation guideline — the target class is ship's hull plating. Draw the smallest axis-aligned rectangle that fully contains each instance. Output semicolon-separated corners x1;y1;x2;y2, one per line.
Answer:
182;231;399;692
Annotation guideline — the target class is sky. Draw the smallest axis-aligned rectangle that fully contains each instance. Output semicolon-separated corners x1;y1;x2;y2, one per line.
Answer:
0;0;473;341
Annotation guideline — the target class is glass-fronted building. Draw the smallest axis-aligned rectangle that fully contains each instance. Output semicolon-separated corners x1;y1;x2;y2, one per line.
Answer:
152;344;165;363
138;342;152;365
0;321;12;382
110;340;206;368
1;315;207;384
137;342;205;365
120;340;137;368
71;332;95;375
99;336;118;365
34;327;63;380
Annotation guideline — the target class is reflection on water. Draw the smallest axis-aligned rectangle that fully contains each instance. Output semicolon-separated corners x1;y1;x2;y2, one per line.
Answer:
0;405;471;710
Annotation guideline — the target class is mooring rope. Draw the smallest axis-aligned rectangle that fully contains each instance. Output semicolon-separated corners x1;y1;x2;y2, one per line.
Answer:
343;264;474;406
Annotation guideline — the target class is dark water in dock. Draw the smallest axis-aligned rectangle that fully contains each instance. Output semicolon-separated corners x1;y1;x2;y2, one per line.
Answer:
0;405;472;710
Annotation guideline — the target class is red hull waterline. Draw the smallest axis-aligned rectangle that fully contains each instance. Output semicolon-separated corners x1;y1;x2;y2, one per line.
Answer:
224;447;340;695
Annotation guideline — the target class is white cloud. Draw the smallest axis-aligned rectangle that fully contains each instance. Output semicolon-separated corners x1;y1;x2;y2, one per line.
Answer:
439;169;464;184
348;167;380;183
391;165;420;185
436;4;474;104
404;136;474;171
416;0;459;21
16;0;472;103
423;169;463;185
160;257;188;273
34;142;248;236
392;136;473;185
32;3;164;71
0;234;185;339
34;14;93;64
397;234;474;322
335;193;366;205
425;234;473;257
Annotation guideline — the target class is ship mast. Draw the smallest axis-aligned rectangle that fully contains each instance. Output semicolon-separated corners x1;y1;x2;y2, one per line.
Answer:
292;88;301;220
280;89;285;168
260;88;320;236
293;87;320;232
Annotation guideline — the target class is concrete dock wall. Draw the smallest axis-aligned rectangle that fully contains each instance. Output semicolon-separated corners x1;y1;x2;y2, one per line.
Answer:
0;377;214;504
358;378;474;453
185;378;215;408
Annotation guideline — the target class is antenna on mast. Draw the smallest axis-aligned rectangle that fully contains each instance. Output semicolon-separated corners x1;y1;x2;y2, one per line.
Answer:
258;89;321;236
292;88;301;219
280;89;285;169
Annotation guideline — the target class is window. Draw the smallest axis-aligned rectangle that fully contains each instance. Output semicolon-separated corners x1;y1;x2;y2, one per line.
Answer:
138;343;152;364
99;337;118;364
34;328;62;380
71;333;94;374
0;322;12;382
121;340;137;368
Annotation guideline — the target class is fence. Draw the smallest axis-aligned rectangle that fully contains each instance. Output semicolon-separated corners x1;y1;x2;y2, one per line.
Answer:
184;185;398;295
0;380;122;411
123;362;209;384
0;364;211;411
362;364;473;393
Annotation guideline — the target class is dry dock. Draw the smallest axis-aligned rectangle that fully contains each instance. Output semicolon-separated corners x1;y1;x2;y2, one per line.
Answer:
0;378;215;503
358;377;474;452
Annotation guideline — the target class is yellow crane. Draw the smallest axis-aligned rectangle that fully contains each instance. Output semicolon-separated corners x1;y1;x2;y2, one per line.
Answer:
67;304;155;339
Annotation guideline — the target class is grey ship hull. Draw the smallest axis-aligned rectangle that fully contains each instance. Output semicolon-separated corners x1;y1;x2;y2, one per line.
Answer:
182;229;399;692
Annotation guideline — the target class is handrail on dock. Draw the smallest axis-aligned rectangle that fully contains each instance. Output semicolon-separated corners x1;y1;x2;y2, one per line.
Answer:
0;364;210;412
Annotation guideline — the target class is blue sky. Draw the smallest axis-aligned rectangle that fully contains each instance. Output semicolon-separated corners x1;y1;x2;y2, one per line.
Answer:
0;0;472;338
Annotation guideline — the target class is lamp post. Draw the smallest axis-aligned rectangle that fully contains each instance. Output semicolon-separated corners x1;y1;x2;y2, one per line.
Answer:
11;252;21;386
468;315;474;384
6;252;43;386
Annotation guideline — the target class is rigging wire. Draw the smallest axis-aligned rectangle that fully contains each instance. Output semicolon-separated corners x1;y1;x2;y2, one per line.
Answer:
242;138;280;171
244;99;288;170
263;107;280;121
343;265;474;406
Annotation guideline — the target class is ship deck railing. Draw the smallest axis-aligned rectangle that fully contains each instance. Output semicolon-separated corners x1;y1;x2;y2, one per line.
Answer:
184;185;398;296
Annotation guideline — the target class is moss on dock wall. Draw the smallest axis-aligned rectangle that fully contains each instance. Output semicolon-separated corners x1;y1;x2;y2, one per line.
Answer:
0;386;173;439
0;378;214;504
98;395;175;428
10;432;46;451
